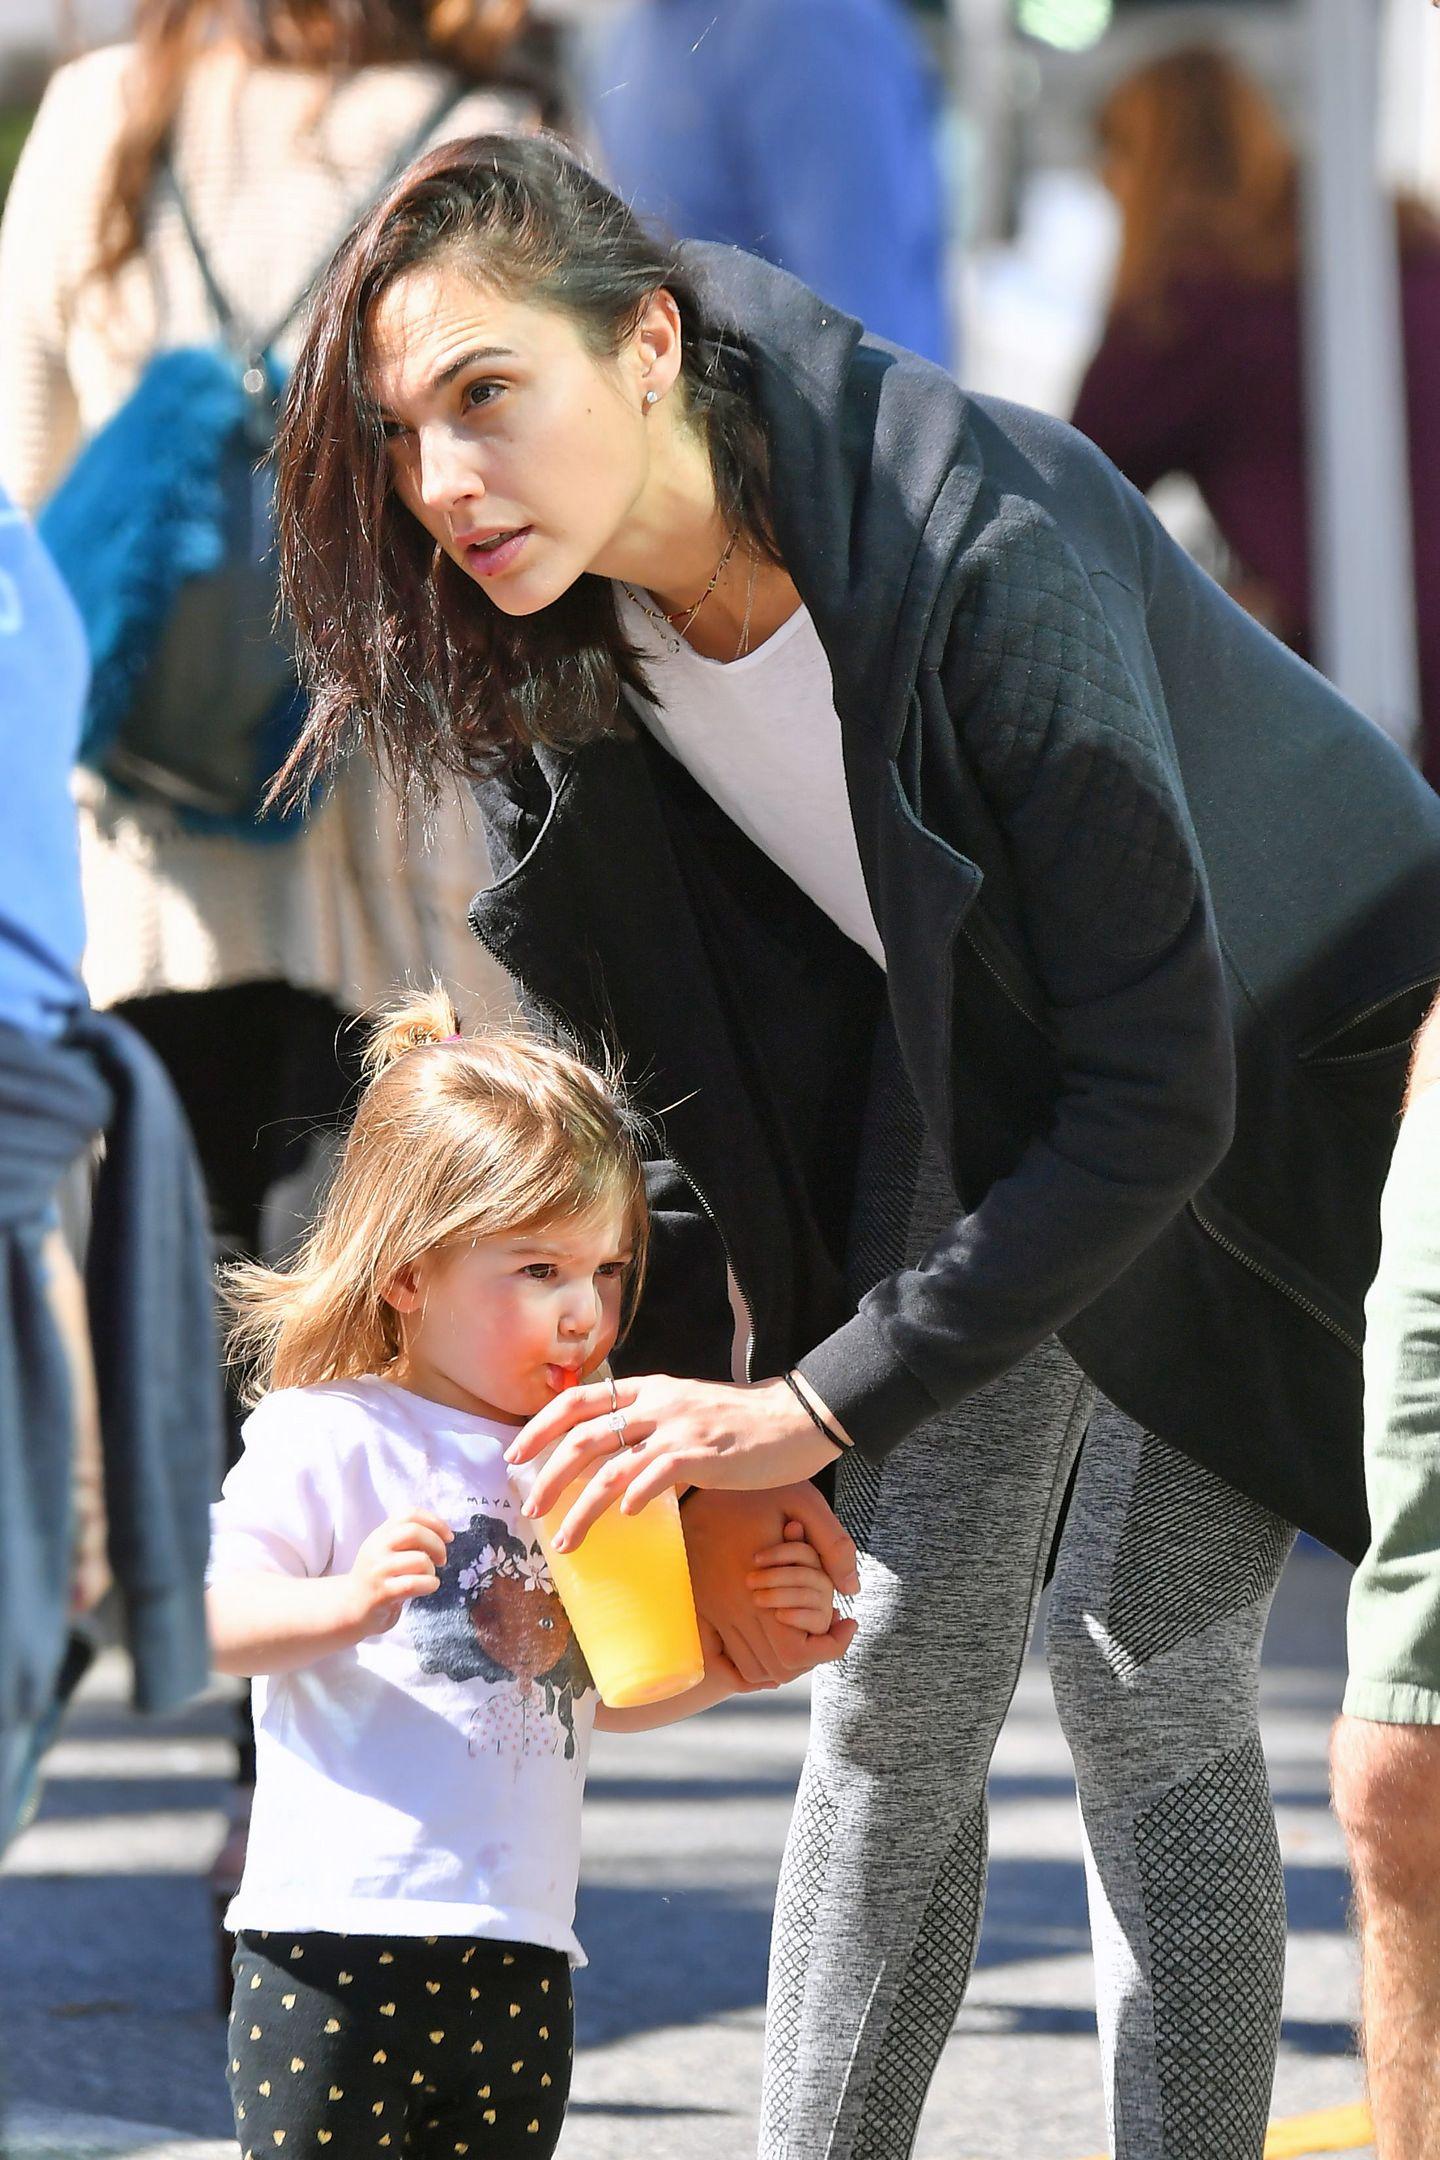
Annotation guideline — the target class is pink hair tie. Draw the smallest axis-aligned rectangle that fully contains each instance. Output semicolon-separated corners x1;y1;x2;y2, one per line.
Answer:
441;1033;464;1044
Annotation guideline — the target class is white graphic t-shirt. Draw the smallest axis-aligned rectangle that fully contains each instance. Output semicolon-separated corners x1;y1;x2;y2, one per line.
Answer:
208;1375;596;1961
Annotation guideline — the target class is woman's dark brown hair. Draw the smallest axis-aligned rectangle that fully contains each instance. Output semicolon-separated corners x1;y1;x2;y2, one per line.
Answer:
272;131;777;803
94;0;537;283
1099;45;1437;329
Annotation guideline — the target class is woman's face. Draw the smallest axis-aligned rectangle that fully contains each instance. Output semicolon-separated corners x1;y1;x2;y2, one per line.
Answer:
366;259;674;615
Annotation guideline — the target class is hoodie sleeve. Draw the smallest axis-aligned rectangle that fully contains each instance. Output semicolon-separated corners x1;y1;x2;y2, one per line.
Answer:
796;509;1236;1453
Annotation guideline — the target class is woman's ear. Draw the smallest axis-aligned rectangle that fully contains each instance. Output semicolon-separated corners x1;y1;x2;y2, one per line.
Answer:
633;288;685;413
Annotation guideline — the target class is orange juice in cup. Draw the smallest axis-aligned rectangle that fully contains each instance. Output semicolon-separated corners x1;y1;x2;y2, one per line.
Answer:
509;1374;704;1709
525;1474;705;1709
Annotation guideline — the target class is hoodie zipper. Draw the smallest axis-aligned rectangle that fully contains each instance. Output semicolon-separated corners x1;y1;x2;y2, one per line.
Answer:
960;914;1052;1040
1186;1199;1361;1357
467;914;759;1381
1302;971;1439;1066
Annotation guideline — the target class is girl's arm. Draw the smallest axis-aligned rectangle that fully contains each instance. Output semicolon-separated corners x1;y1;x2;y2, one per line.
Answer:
595;1535;847;1732
208;1511;452;1677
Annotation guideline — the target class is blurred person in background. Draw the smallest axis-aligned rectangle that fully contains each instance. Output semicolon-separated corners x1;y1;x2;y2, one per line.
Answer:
0;0;533;1480
1332;992;1440;2158
0;479;221;1867
1072;45;1440;788
574;0;952;367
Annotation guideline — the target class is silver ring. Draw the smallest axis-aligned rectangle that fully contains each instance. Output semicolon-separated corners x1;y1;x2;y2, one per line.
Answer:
606;1374;620;1416
607;1408;629;1445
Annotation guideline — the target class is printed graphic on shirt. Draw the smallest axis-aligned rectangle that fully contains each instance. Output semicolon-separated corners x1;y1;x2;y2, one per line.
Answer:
411;1508;594;1764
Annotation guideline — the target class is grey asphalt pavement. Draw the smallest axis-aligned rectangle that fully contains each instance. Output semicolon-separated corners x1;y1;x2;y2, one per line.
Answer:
0;1543;1367;2160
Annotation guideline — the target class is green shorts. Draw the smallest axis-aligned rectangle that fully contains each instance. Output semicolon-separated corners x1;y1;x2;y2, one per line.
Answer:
1345;1085;1440;1725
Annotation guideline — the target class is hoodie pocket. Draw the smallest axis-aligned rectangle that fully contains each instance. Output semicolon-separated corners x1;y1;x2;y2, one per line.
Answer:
1186;1186;1362;1357
1299;973;1437;1068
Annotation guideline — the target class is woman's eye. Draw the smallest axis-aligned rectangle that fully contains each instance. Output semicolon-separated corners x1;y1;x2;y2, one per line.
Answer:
379;418;410;443
463;379;502;413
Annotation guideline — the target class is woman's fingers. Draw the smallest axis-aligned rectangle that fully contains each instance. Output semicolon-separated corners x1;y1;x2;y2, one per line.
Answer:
521;1411;657;1520
809;1615;859;1661
547;1446;665;1551
506;1378;635;1467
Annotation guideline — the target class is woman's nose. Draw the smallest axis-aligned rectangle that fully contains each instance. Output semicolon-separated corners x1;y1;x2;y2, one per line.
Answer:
417;425;483;517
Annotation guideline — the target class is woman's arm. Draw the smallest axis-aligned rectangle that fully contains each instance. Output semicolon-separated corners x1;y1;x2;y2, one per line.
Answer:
208;1511;452;1676
509;506;1231;1526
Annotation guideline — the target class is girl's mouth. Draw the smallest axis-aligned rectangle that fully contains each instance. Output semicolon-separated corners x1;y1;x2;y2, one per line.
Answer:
544;1363;583;1396
463;527;531;578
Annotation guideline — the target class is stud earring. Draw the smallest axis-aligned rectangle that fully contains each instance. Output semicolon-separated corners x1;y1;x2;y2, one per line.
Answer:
643;389;659;409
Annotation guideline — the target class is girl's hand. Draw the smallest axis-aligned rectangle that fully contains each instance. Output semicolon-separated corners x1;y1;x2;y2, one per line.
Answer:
682;1485;858;1685
344;1511;452;1635
507;1373;852;1553
747;1520;842;1636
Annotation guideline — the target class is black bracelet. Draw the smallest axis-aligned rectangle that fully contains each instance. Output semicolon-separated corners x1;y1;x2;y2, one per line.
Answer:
782;1368;854;1452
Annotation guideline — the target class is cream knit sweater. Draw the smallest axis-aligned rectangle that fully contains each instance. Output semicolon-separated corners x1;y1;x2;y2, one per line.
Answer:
0;44;518;1021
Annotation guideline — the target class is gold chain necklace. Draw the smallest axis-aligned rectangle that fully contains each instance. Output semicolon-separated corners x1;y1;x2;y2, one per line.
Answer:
628;528;739;651
628;533;760;663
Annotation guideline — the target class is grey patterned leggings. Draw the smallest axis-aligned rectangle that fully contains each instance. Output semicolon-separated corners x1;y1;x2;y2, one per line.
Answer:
760;1064;1294;2159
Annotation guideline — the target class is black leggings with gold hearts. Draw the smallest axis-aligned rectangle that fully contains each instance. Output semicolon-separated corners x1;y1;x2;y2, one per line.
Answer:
227;1930;573;2158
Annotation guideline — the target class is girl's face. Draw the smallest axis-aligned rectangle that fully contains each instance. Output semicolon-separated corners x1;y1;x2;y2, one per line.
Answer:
389;1203;634;1425
365;261;679;615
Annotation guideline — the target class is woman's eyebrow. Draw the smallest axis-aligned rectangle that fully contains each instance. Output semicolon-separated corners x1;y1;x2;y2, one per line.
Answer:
429;345;517;392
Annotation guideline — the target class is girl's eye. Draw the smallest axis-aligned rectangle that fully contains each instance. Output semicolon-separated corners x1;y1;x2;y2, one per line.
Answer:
521;1264;556;1281
597;1262;628;1280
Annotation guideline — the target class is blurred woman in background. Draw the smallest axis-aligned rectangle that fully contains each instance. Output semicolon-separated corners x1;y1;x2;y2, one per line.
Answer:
0;0;537;1423
1073;44;1440;786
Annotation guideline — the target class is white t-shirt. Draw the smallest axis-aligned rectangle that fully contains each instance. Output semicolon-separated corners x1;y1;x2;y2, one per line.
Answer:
208;1375;597;1961
618;590;885;969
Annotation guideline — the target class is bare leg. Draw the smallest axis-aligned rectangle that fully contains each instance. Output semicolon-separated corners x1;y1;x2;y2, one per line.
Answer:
1332;1715;1440;2158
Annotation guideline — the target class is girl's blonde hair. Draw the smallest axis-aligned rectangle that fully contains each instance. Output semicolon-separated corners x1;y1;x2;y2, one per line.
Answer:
227;984;649;1402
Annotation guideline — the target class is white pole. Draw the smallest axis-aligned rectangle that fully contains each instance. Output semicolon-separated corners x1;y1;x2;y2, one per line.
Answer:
1301;0;1420;755
945;0;1015;250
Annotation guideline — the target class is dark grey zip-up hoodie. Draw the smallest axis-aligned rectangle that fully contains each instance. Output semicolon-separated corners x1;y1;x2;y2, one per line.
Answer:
470;244;1440;1562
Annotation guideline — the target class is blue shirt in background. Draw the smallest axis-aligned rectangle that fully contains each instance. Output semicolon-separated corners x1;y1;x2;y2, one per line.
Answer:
0;489;89;1039
580;0;952;368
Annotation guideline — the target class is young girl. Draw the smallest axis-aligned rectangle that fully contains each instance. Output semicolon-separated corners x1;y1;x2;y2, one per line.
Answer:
207;985;844;2159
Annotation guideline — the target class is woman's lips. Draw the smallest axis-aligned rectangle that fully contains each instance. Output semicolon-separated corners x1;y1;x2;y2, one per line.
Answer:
462;527;531;579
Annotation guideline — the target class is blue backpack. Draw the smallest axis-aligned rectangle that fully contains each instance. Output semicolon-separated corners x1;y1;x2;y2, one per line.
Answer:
39;96;459;838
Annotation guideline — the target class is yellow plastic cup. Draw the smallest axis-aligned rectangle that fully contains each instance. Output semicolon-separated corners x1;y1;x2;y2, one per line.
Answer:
525;1472;705;1710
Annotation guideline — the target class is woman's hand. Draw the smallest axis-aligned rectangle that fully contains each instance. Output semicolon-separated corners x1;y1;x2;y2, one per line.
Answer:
679;1487;858;1687
506;1372;851;1552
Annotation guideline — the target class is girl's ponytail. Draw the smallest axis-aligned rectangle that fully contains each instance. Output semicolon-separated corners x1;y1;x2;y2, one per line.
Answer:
362;983;464;1079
